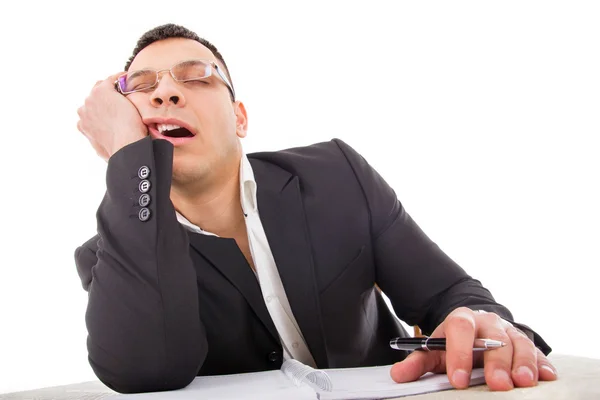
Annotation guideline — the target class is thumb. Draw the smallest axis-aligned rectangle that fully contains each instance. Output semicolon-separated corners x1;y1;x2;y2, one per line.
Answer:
390;351;445;383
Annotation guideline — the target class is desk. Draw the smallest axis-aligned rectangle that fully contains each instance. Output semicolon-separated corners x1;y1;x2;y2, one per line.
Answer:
404;354;599;400
1;354;598;399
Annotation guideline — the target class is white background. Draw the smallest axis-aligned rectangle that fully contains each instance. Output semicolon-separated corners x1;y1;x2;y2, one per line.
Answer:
0;0;598;394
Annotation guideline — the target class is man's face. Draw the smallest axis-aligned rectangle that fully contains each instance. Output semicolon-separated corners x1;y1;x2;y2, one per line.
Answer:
126;38;246;185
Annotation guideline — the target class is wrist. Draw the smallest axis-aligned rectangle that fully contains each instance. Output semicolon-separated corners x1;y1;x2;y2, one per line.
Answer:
111;132;147;157
109;135;149;159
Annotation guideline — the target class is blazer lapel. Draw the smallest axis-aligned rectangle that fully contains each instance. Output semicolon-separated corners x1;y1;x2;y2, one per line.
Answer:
251;159;329;368
188;233;280;343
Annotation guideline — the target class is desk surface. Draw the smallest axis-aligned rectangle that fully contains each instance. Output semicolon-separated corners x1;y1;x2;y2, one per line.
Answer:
1;354;598;399
405;353;599;400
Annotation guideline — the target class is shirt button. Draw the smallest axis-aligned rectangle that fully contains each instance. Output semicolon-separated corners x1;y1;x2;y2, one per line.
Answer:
266;296;273;303
139;193;151;207
138;166;151;179
139;207;151;222
139;180;151;193
292;342;299;349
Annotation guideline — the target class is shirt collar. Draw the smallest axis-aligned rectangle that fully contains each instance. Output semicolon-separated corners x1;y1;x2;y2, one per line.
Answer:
240;153;258;214
176;153;257;233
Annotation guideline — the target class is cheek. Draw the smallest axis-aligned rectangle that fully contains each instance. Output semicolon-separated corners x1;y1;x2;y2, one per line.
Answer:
127;93;149;113
194;103;236;135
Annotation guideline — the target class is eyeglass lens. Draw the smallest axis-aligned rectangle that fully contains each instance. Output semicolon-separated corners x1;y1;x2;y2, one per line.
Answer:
119;60;212;93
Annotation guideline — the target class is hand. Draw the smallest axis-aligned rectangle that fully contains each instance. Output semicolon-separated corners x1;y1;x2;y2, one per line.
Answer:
77;72;148;161
390;307;558;391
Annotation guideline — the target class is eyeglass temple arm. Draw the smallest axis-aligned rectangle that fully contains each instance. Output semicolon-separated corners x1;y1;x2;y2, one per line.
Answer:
214;65;235;100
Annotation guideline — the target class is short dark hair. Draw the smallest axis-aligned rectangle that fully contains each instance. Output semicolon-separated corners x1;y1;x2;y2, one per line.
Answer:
124;23;235;100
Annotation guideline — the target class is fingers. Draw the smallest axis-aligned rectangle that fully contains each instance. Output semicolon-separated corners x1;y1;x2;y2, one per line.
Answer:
473;312;514;391
77;108;109;161
76;116;83;133
536;348;558;381
443;308;478;389
76;71;147;159
78;123;109;160
506;326;538;388
89;73;124;92
105;72;126;89
405;309;557;392
390;349;445;383
107;71;127;81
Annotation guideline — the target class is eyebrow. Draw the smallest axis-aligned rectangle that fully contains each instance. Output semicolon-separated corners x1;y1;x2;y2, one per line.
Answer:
178;59;212;67
128;69;155;80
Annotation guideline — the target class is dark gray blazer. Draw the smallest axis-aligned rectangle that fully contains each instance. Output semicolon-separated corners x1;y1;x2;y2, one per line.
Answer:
75;136;550;394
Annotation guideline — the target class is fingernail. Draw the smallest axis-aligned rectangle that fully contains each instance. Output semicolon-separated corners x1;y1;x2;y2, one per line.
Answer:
492;369;511;384
541;365;556;377
516;366;534;381
452;369;470;387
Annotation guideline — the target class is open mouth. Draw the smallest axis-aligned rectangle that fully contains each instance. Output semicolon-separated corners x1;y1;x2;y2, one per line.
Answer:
156;124;194;138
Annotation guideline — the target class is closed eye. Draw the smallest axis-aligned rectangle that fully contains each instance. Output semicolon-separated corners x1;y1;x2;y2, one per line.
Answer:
183;79;210;85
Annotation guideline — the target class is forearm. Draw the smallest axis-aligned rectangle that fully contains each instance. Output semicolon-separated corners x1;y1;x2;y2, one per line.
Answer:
333;137;553;360
373;208;552;355
80;137;206;393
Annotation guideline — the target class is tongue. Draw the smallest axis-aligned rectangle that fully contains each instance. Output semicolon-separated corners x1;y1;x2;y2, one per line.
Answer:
164;127;193;138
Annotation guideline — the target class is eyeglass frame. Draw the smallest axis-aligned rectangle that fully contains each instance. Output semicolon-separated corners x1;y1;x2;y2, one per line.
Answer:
114;59;236;101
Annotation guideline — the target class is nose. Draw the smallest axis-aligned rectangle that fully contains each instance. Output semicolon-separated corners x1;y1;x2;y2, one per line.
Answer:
150;72;186;108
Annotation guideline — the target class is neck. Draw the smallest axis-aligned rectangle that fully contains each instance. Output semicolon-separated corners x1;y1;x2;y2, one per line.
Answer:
171;161;245;238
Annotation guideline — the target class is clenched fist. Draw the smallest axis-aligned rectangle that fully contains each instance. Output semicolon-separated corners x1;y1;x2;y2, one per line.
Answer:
77;72;148;161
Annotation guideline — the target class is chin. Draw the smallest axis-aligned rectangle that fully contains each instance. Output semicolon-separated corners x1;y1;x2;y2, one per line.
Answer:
171;155;211;185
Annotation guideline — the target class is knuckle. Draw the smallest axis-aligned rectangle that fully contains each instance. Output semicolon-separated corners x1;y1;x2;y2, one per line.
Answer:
509;328;534;348
515;346;538;365
454;349;472;364
500;317;514;328
482;312;502;326
488;331;510;343
448;313;476;332
512;346;537;368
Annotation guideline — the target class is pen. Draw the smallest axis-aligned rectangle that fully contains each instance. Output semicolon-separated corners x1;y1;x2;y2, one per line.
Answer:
389;337;506;352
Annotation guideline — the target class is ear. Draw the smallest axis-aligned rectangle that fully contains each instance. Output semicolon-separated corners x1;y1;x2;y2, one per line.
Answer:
234;101;248;138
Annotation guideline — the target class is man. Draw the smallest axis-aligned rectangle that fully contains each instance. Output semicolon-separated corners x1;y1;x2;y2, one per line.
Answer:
75;23;556;394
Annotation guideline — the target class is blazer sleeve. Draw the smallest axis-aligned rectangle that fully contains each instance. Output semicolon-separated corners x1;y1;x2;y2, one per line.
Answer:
74;137;207;393
332;138;551;355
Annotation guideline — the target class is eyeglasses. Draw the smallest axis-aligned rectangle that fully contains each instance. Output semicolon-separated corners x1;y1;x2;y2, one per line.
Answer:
115;59;235;100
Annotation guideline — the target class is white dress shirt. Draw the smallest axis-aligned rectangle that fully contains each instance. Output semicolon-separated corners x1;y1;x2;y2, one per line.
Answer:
176;154;317;367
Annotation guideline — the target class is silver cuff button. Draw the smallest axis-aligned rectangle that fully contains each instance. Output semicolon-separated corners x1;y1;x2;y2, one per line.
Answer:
139;193;151;207
139;180;151;193
139;207;151;221
138;166;150;179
